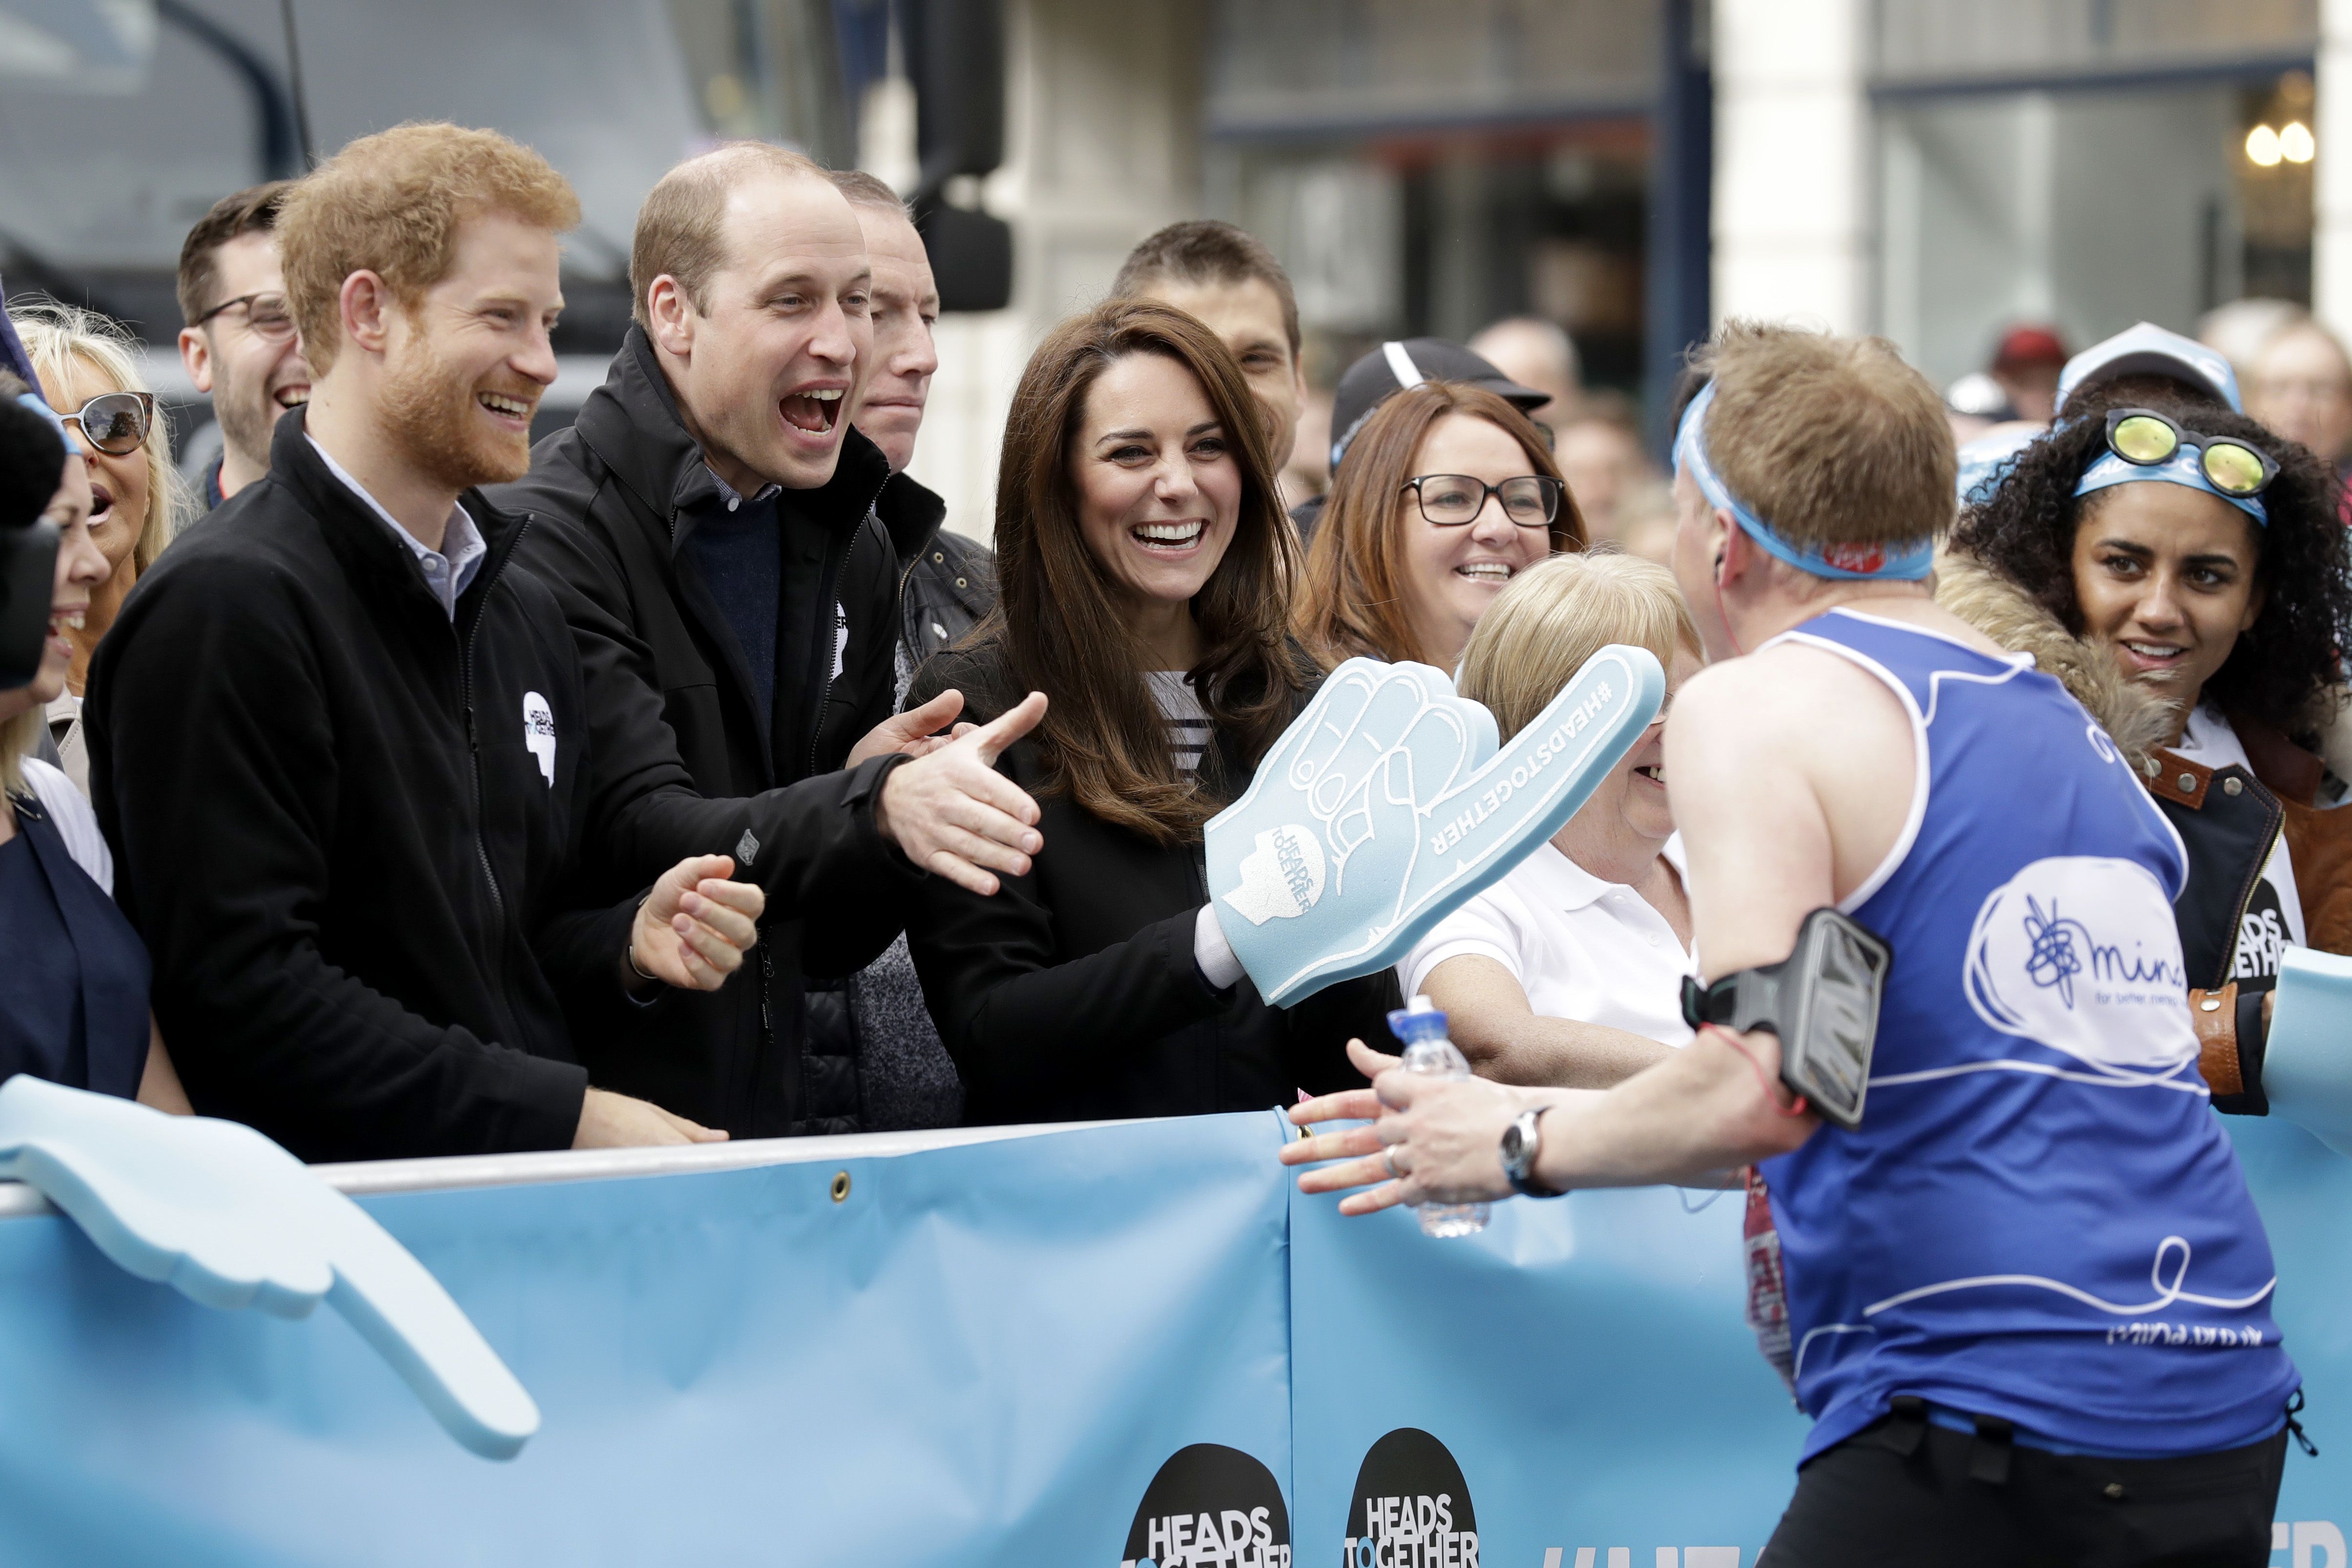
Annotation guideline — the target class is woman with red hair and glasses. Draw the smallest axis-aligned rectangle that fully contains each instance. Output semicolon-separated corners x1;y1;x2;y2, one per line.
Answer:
1292;380;1585;675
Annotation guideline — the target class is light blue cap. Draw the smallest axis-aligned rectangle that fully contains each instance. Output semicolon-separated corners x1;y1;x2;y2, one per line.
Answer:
2054;322;2241;416
1674;382;1936;581
2074;443;2267;527
13;391;80;458
1957;425;2039;507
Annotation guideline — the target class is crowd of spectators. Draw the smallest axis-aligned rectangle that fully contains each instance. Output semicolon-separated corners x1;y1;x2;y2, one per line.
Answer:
1;118;2346;1176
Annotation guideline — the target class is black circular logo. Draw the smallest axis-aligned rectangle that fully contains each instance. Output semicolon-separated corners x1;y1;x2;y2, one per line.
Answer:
1121;1443;1292;1567
1344;1428;1478;1567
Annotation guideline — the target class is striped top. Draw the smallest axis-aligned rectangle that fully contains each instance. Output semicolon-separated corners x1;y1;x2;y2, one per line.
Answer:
1147;671;1210;774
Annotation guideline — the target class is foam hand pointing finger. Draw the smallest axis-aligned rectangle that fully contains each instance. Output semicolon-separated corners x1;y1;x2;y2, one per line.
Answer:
0;1076;538;1458
1205;649;1663;1005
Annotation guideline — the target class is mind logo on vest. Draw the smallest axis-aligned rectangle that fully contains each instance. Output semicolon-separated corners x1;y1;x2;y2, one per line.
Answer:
1344;1428;1477;1567
1963;855;2196;1073
1121;1443;1291;1568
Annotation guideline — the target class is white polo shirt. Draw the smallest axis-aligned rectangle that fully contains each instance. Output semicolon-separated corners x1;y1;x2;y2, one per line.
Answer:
1398;835;1698;1047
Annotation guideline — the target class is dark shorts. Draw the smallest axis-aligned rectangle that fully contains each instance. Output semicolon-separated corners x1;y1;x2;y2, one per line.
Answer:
1759;1407;2289;1568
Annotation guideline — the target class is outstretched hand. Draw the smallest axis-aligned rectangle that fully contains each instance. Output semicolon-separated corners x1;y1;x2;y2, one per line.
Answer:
627;855;765;992
876;691;1049;895
1280;1038;1524;1215
850;688;980;765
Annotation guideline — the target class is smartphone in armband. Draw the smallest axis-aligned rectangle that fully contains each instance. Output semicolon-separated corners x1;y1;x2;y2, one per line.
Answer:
1679;907;1894;1131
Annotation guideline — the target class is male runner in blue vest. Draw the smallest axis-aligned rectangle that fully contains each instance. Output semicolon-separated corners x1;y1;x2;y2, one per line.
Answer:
1287;322;2301;1563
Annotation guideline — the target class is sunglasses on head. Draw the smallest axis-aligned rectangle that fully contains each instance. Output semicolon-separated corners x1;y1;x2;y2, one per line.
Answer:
2102;407;2277;499
60;391;156;458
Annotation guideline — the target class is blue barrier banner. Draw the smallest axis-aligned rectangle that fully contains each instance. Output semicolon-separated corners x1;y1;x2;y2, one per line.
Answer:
2231;1117;2352;1566
0;1106;2341;1565
0;1113;1294;1567
1290;1176;1806;1567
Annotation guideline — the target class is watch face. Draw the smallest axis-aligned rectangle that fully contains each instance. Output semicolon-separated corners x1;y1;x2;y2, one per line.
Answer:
1502;1115;1533;1176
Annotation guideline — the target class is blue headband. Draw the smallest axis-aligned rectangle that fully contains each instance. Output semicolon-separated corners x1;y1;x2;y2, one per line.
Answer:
13;391;81;458
2074;446;2268;527
1674;382;1936;581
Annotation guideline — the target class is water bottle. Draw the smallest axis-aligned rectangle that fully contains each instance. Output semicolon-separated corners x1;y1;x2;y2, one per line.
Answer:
1387;995;1489;1238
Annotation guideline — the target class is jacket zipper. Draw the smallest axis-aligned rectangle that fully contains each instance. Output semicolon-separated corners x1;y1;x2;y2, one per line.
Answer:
670;497;779;1059
460;518;531;959
805;469;894;779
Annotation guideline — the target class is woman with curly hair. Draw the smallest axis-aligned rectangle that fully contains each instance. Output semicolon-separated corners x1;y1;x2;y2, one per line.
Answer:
1946;397;2352;1112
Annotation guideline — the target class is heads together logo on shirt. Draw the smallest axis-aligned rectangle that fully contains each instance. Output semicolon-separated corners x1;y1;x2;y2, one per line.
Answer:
1345;1428;1478;1568
1121;1444;1290;1568
1964;855;2197;1073
522;691;556;787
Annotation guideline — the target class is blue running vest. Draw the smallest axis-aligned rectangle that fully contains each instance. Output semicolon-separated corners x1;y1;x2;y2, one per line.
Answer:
1758;608;2297;1462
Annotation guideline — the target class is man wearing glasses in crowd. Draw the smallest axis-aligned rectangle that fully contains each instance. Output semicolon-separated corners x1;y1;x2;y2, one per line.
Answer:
175;183;312;507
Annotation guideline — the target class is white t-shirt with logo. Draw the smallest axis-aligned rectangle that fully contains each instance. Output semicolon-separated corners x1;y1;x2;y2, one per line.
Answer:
2171;703;2307;989
1398;835;1698;1046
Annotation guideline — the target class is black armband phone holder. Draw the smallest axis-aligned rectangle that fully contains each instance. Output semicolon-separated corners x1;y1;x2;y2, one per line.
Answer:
1680;906;1894;1131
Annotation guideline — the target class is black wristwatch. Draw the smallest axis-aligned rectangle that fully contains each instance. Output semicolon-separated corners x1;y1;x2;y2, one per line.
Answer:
1499;1107;1567;1198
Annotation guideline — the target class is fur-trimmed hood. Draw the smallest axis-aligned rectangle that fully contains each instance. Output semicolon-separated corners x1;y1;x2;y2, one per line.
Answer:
1933;550;2177;772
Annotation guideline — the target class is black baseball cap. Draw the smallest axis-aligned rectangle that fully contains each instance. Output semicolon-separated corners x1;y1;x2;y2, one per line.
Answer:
1328;338;1551;472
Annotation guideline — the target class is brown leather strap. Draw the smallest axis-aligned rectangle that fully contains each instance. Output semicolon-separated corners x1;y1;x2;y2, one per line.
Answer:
2146;748;2214;809
2191;982;2243;1097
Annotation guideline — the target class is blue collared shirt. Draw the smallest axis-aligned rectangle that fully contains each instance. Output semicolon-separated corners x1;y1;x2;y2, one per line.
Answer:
306;435;487;620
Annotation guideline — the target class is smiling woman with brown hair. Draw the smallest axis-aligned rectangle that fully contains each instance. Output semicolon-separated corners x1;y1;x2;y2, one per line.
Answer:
904;298;1394;1123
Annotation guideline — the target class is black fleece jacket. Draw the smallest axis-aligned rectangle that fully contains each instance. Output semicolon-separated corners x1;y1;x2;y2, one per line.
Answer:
86;414;891;1161
490;329;917;1136
903;643;1394;1125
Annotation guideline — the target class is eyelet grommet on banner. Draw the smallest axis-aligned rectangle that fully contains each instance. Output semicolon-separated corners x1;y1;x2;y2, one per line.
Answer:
830;1171;852;1203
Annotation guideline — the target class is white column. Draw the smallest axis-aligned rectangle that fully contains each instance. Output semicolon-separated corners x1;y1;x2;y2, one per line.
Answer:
2312;0;2352;339
1710;0;1872;333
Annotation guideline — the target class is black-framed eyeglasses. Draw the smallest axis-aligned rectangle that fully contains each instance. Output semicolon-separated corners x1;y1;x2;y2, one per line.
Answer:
192;290;297;342
1401;473;1563;528
60;391;155;458
2103;407;2278;498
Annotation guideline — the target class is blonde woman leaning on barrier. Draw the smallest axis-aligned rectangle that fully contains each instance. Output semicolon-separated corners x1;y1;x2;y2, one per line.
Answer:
1395;552;1703;1087
13;302;186;794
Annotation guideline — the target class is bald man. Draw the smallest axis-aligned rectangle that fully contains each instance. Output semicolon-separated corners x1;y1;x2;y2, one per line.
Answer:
1469;316;1580;434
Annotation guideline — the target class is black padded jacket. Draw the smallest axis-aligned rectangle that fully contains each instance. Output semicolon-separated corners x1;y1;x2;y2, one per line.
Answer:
903;642;1394;1125
491;329;919;1138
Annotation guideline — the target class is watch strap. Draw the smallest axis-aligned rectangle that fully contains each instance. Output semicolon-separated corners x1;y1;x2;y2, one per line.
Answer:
1502;1107;1567;1198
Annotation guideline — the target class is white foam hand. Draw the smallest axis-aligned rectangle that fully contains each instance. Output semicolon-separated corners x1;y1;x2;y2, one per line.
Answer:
0;1075;539;1458
1206;648;1664;1006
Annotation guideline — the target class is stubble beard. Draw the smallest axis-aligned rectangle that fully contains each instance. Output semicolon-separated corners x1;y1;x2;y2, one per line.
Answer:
212;353;282;475
379;339;532;494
